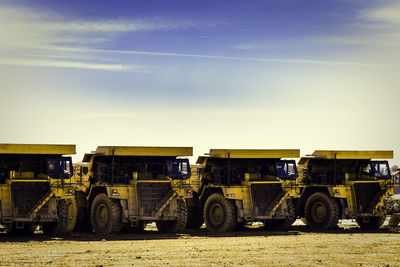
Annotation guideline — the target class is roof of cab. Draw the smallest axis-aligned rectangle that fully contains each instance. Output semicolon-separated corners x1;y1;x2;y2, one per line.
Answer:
298;150;393;165
82;146;193;162
0;144;76;155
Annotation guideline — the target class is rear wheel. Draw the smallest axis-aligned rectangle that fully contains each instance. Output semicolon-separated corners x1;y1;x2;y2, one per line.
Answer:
356;215;386;230
305;192;339;231
157;200;187;233
203;193;237;233
90;194;122;236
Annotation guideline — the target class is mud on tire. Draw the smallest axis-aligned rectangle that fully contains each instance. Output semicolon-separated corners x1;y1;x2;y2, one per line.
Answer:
203;193;237;233
305;192;339;231
90;193;122;236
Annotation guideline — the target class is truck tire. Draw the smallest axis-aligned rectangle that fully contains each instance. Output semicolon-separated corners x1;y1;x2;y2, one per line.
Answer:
42;200;70;236
264;200;296;230
356;215;385;230
90;193;122;236
305;192;339;231
186;205;203;229
282;199;296;229
203;193;237;233
66;198;78;233
157;200;187;233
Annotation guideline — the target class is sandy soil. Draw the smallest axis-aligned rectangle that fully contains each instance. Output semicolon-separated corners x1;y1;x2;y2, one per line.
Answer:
0;222;400;266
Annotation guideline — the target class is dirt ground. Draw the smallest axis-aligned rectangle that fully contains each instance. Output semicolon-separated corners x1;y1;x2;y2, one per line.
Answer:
1;221;400;266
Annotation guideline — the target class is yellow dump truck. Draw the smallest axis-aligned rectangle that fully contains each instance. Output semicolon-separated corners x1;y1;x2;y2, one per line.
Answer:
72;146;193;235
294;150;393;230
186;149;300;232
0;144;77;235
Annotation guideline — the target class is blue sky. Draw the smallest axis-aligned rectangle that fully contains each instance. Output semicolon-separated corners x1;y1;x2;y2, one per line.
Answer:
0;0;399;164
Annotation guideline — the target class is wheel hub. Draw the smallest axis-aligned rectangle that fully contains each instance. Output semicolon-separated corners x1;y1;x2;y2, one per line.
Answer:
209;203;224;226
68;204;74;220
96;203;109;227
311;201;327;223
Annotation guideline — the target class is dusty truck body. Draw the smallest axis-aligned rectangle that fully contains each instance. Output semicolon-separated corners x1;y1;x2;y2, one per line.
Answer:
0;144;77;235
73;146;193;235
294;150;393;230
186;149;300;232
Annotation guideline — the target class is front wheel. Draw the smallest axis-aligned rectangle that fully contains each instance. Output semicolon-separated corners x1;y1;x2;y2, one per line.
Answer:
203;193;237;233
90;194;122;236
42;199;71;236
66;198;78;233
264;200;296;230
305;192;339;231
157;200;187;233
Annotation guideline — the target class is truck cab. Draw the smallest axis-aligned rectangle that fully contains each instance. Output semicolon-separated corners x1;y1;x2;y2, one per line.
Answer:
74;146;193;235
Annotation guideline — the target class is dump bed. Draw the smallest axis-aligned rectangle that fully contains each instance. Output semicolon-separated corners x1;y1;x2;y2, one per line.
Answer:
311;150;393;160
0;144;76;155
83;146;193;162
298;150;393;166
208;149;300;159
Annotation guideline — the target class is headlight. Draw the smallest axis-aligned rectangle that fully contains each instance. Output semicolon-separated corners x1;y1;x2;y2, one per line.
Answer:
185;189;192;196
112;189;120;196
65;188;74;196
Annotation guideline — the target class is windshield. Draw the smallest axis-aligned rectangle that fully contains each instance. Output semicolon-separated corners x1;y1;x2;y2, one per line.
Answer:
47;157;73;179
166;159;191;180
275;160;297;180
359;161;391;179
371;161;391;179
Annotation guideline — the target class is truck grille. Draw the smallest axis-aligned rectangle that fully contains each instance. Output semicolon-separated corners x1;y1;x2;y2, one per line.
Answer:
251;183;283;216
11;182;50;218
137;183;171;216
354;182;380;213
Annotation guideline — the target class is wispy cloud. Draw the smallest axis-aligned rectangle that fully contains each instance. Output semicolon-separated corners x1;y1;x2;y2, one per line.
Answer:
0;3;397;72
0;5;194;71
0;58;148;72
45;46;388;68
358;2;400;24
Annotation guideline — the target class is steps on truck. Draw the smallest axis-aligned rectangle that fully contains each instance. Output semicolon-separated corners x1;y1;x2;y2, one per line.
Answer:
152;189;177;217
29;190;55;219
